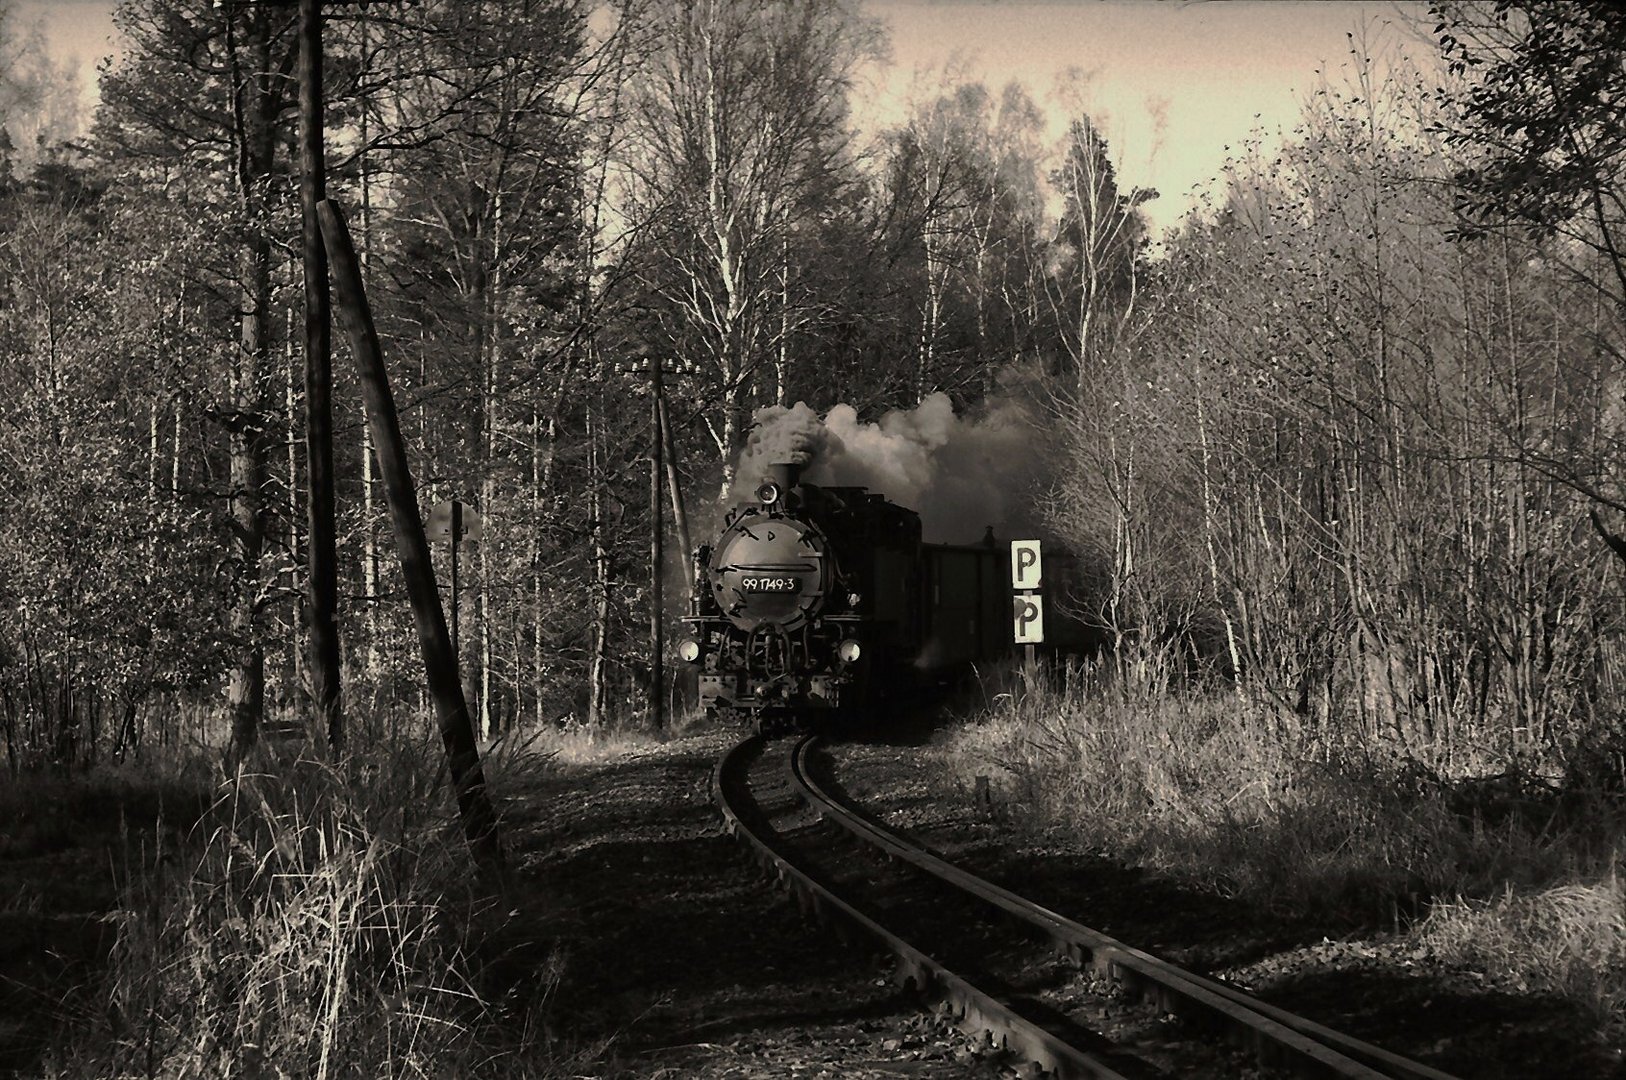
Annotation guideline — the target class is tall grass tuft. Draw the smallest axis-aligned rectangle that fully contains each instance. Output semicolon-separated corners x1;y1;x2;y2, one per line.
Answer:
1423;876;1626;1032
43;725;590;1079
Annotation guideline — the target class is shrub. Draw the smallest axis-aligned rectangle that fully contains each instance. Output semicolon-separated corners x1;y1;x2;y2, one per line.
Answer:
40;729;589;1080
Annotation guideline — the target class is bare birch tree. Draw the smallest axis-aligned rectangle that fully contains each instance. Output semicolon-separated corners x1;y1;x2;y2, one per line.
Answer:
617;0;880;498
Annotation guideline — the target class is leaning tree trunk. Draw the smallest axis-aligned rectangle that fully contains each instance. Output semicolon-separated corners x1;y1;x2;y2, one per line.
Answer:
320;198;506;887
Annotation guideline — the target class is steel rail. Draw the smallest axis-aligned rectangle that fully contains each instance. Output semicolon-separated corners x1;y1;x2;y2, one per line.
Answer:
791;736;1461;1080
713;734;1134;1080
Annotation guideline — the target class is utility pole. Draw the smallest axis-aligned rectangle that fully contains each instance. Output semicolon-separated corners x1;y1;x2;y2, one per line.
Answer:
299;0;341;749
658;396;692;565
650;358;663;730
451;500;461;663
617;357;697;730
426;497;482;700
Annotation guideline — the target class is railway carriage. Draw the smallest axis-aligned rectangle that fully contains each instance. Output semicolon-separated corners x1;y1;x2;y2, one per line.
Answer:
679;461;1008;730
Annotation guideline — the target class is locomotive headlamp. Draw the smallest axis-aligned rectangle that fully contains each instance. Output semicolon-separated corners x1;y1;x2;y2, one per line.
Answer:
755;481;782;505
678;639;701;662
837;639;862;663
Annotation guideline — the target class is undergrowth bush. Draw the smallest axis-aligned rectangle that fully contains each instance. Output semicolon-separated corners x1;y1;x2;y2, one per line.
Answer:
938;659;1626;1021
39;725;594;1080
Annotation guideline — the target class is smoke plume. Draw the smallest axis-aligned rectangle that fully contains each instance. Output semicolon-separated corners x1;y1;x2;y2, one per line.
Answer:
730;379;1044;544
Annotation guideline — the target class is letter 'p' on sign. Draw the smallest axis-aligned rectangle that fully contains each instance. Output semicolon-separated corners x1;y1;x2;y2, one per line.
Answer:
1010;540;1042;590
1013;594;1045;644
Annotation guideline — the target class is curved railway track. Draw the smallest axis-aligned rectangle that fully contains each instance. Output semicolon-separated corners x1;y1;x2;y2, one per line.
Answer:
714;732;1462;1080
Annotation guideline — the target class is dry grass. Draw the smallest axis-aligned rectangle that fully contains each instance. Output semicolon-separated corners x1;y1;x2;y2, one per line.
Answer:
22;720;600;1080
936;659;1626;1022
494;721;666;768
1423;876;1626;1031
481;705;712;771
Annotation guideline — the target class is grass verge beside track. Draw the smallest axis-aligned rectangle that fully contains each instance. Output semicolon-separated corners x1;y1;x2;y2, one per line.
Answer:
932;662;1626;1040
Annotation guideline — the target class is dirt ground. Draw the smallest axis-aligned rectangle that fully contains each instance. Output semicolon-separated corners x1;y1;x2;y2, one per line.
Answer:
499;730;1027;1078
501;724;1624;1079
0;777;204;1076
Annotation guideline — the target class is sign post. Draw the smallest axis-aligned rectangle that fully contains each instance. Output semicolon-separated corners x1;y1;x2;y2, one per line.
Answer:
427;499;483;668
1010;539;1044;671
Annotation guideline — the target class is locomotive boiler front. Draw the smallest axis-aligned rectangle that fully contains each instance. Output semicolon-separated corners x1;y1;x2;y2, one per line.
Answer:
709;515;831;630
684;453;1010;731
708;463;831;630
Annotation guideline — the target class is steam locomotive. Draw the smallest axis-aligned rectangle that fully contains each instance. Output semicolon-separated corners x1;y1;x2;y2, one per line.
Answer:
679;462;1010;729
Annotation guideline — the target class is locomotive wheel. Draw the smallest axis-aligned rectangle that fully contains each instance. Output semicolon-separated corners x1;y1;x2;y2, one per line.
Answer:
708;706;746;729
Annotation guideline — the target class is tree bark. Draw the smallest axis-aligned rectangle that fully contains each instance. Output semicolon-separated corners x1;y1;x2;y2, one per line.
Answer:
285;302;305;707
359;12;381;674
588;401;610;727
301;0;342;749
228;241;270;757
649;361;664;730
225;14;276;758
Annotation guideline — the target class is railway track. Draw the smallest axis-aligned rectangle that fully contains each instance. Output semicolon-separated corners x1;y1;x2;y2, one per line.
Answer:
714;733;1462;1080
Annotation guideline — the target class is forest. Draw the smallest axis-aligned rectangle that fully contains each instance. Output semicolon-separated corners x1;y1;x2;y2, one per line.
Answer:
0;0;1616;768
3;0;1626;1075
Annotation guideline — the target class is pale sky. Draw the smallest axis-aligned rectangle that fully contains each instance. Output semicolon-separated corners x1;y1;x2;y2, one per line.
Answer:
15;0;1438;234
857;0;1436;233
13;0;118;78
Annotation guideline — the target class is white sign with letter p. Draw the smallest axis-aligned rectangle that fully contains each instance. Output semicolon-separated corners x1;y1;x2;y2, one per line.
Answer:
1013;594;1045;644
1010;539;1042;590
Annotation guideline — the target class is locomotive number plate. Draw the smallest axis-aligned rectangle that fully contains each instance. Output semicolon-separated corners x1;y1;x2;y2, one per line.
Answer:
741;576;800;593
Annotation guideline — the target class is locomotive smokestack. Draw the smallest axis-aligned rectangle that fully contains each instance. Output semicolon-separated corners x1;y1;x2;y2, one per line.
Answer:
767;461;800;491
